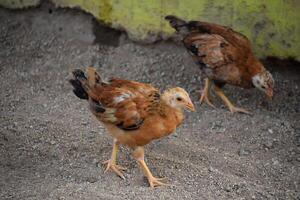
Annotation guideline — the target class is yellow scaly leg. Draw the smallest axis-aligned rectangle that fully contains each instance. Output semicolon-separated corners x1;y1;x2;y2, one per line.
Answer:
214;85;250;114
133;147;168;188
102;140;127;179
199;78;215;108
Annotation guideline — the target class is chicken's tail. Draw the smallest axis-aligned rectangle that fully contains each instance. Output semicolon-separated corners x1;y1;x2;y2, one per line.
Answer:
69;67;102;100
165;15;216;36
69;69;89;100
165;15;189;33
165;15;203;37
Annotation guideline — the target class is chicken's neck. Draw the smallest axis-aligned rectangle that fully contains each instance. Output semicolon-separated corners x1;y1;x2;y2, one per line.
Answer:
159;97;184;129
247;57;265;77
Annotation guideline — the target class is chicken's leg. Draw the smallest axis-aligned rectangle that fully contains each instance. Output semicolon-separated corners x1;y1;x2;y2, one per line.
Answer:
102;140;126;179
199;78;215;107
133;147;167;188
214;85;250;114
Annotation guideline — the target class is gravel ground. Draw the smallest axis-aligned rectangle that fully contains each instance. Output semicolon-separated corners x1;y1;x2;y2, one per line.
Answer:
0;3;299;200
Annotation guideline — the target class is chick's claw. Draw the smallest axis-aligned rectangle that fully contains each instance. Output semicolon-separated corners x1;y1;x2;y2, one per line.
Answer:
228;106;251;115
199;79;215;108
102;159;127;179
199;91;215;108
147;176;169;188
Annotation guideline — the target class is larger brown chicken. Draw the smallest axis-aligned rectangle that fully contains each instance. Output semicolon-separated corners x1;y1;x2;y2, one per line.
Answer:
69;67;195;187
165;15;274;114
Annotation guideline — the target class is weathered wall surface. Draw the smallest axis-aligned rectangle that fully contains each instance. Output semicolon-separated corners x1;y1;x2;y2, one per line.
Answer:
1;0;299;60
0;0;39;8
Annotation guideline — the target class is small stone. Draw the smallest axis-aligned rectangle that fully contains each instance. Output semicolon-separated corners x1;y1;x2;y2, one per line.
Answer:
225;186;231;192
208;166;215;172
238;149;251;156
232;184;239;191
81;121;88;125
268;129;273;134
86;177;98;183
263;140;273;149
50;140;56;145
92;158;99;165
272;158;279;166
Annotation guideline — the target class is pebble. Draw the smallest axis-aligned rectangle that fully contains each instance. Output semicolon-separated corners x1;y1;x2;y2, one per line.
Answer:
225;186;231;192
208;166;215;172
92;158;99;165
81;121;88;125
272;158;279;166
268;129;274;134
238;149;251;156
50;140;56;145
86;177;98;183
263;140;274;149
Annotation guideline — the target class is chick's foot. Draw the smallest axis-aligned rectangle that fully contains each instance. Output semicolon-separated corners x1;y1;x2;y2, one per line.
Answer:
102;159;127;179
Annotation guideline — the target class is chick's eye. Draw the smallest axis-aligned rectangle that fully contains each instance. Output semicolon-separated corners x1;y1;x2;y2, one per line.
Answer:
176;97;183;101
261;86;266;89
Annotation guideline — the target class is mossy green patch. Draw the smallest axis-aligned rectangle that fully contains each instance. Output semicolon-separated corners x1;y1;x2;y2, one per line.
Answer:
1;0;299;60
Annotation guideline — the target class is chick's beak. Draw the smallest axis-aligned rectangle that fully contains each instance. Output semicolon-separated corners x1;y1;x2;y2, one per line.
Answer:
266;89;273;100
185;101;195;112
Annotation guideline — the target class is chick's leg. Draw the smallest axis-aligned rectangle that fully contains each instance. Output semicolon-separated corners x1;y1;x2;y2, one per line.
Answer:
133;147;167;188
102;140;126;179
199;78;215;107
214;85;250;114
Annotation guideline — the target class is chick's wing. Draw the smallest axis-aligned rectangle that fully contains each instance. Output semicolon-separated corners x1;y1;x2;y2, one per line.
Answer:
183;33;243;85
90;78;160;131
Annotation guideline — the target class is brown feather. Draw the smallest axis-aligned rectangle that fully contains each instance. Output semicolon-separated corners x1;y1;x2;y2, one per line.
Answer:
71;67;188;147
166;16;266;89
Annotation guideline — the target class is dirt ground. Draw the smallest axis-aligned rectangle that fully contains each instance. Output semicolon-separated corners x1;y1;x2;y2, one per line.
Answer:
0;3;299;200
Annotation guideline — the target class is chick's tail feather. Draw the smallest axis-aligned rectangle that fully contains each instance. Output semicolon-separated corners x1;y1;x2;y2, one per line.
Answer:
165;15;208;36
165;15;188;32
69;67;102;100
69;69;89;100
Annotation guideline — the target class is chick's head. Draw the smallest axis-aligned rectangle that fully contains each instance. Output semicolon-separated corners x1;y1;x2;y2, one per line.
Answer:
162;87;195;111
252;70;274;99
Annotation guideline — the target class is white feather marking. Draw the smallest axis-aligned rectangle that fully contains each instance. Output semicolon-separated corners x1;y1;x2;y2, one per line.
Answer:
114;93;133;104
138;87;146;93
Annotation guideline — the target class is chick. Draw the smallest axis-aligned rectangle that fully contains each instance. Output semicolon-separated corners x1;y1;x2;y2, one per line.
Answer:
165;15;274;113
69;67;195;187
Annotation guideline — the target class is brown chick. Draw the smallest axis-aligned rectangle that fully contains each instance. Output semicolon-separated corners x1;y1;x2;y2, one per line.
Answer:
69;67;195;187
165;15;274;114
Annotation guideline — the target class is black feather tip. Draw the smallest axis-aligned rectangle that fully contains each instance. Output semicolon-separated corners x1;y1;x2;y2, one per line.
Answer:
69;79;88;100
72;69;87;80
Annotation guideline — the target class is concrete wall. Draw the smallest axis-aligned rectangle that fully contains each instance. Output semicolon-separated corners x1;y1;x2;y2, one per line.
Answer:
1;0;299;61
